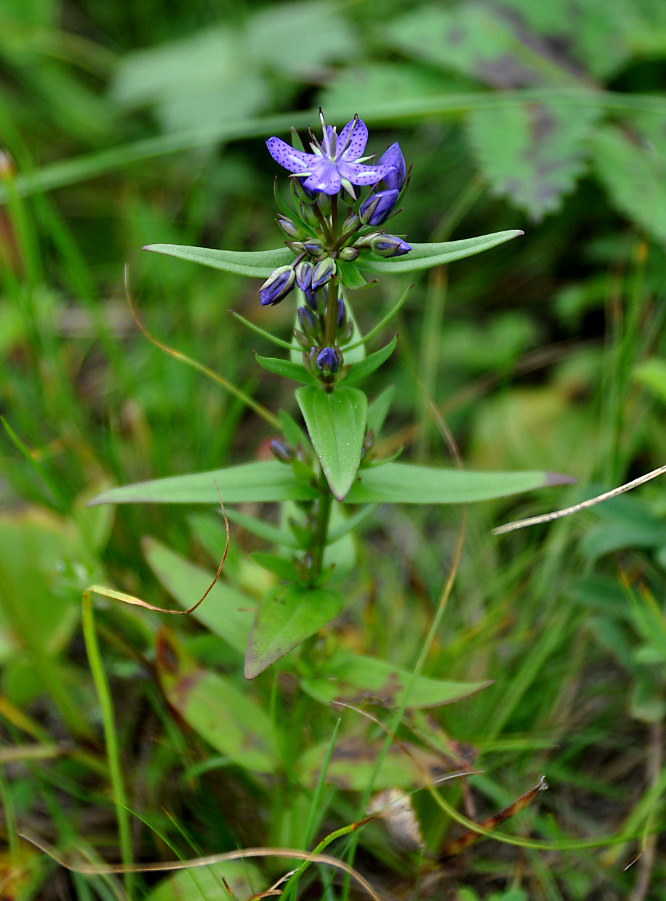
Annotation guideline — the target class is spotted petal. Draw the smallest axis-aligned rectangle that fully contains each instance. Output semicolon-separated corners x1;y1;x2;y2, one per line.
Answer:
339;161;396;187
337;118;368;161
304;162;341;195
266;137;317;174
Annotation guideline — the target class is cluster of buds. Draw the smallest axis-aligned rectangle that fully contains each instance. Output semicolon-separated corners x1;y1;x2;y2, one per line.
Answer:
258;112;411;384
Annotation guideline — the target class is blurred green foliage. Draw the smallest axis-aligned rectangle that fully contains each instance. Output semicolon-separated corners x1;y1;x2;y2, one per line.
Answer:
2;0;666;898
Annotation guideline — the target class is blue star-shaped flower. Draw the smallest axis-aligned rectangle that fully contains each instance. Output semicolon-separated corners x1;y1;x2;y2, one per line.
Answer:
266;112;395;197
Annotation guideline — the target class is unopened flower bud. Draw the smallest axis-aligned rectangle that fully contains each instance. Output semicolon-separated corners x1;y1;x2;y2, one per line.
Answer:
371;234;412;258
377;143;406;192
298;305;319;339
353;231;382;250
277;216;306;240
260;265;296;306
316;346;342;374
360;189;400;226
304;239;325;259
295;260;313;293
339;246;359;261
300;203;321;228
293;329;312;351
341;212;361;234
337;299;345;326
342;319;354;342
285;240;306;254
292;177;318;203
270;439;294;463
312;257;336;289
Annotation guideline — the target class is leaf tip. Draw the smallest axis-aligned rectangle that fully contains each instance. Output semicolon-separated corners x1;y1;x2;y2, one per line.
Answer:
544;471;577;487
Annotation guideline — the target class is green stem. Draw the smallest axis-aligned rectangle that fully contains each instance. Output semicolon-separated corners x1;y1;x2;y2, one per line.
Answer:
308;481;333;581
82;591;134;898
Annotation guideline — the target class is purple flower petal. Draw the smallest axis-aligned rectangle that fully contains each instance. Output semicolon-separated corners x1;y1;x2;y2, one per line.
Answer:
340;161;395;186
338;118;368;160
266;137;315;174
304;164;341;195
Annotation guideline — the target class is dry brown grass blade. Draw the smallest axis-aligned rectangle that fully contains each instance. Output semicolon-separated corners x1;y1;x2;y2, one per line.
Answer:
438;775;548;859
85;485;229;616
18;831;384;901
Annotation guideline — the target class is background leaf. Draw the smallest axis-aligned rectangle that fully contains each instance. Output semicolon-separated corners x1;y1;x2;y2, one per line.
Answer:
467;102;601;220
590;114;666;245
303;653;490;709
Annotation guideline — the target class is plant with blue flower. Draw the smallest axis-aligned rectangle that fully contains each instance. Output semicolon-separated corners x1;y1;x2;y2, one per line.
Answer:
93;111;570;680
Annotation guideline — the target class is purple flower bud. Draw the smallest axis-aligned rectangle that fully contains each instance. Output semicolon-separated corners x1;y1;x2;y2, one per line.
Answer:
337;299;345;326
260;265;296;306
293;329;312;351
297;305;319;338
312;257;336;290
377;143;406;192
270;439;294;463
276;216;305;240
371;234;412;258
304;240;325;258
295;261;313;293
316;346;341;373
359;189;400;226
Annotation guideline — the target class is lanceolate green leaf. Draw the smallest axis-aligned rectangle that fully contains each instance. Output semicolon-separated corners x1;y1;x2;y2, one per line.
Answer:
357;231;523;273
157;629;278;772
296;385;368;501
342;335;398;386
89;460;571;507
255;353;316;384
345;463;574;504
88;460;319;506
144;243;293;277
245;584;344;679
302;653;490;709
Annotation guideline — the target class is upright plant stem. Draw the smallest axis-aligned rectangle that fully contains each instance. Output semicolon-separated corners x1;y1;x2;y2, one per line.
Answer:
82;592;134;898
309;481;333;581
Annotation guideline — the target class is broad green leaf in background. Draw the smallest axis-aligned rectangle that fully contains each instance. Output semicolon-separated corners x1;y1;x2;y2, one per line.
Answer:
302;653;490;709
111;1;356;133
358;231;524;273
156;628;279;772
296;386;368;501
143;537;254;655
245;583;344;679
297;737;443;791
634;357;666;405
89;460;319;506
591;115;666;246
146;861;262;901
144;243;292;277
345;462;573;504
467;102;601;220
380;4;578;89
